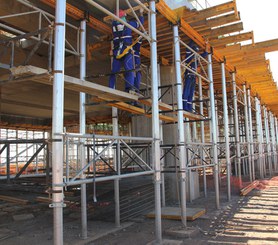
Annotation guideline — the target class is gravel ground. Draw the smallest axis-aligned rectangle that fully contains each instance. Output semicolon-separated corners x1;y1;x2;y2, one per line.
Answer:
0;176;277;245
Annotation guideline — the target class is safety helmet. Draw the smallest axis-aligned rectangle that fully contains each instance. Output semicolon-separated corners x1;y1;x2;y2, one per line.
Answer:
117;9;126;18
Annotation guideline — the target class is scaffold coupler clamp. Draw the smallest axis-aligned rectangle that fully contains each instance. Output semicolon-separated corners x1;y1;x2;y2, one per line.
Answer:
179;168;186;182
148;0;160;3
153;171;162;184
49;201;66;208
47;188;66;208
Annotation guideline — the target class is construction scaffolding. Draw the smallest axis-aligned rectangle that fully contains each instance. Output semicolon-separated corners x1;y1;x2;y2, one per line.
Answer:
1;0;278;245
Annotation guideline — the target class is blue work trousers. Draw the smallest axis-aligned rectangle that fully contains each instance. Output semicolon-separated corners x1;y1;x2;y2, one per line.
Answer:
109;52;134;91
134;56;141;92
182;74;196;111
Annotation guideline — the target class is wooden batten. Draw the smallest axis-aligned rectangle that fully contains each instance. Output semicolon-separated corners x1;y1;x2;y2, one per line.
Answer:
211;31;253;48
192;12;240;31
205;22;244;40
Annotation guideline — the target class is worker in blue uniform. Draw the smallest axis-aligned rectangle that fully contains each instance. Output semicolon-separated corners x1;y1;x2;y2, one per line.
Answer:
182;40;208;111
109;9;144;92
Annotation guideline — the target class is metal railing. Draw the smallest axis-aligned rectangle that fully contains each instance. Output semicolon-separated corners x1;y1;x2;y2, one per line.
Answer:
61;132;154;187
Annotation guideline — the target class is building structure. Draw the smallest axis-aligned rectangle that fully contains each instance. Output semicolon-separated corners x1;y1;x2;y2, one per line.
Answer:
1;0;278;244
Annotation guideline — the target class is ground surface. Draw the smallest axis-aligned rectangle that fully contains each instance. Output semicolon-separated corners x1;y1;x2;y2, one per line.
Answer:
91;176;278;245
0;176;277;245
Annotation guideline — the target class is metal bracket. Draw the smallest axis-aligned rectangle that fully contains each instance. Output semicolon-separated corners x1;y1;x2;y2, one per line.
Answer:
152;179;162;184
49;202;66;208
54;22;65;27
53;70;63;74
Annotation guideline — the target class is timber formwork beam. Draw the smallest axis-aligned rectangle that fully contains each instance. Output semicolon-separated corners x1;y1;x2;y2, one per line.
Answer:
182;1;238;24
156;0;240;77
191;12;240;31
220;38;278;55
210;31;254;48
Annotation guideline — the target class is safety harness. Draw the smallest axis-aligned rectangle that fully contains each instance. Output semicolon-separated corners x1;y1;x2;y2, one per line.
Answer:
116;36;142;59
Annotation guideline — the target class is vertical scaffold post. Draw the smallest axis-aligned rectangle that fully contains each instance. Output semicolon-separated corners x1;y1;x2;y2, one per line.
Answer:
268;112;272;168
255;97;264;179
214;99;221;186
150;1;162;242
215;100;220;155
232;73;242;188
6;144;10;183
116;0;119;16
185;119;192;202
243;84;252;182
270;113;276;173
158;64;166;208
112;107;121;227
247;88;255;181
275;117;278;172
198;77;207;197
269;113;275;173
113;0;120;229
80;19;87;240
173;24;187;226
208;53;220;209
263;107;272;176
261;105;267;176
52;1;66;244
220;62;231;201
